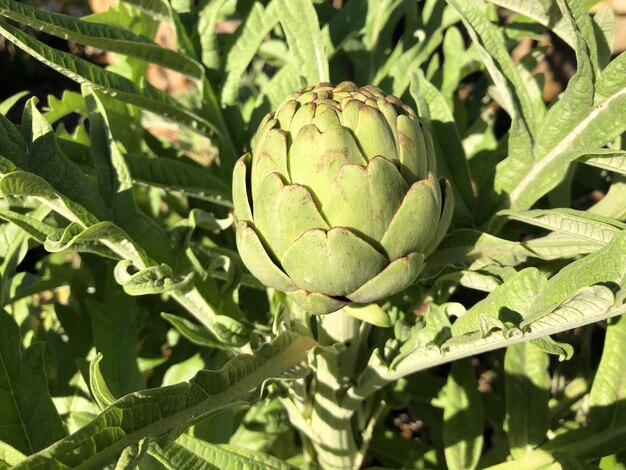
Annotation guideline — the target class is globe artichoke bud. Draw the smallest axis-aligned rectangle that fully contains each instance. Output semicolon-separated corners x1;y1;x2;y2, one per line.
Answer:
233;82;453;315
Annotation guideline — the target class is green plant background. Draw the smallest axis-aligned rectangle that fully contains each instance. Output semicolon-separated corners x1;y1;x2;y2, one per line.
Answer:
0;0;625;469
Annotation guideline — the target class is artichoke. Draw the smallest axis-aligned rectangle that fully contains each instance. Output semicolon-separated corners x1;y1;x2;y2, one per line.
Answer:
233;82;453;315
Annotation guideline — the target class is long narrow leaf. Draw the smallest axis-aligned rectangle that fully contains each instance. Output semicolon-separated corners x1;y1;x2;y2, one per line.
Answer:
15;331;316;469
0;0;203;79
275;0;329;84
0;21;216;135
589;315;626;428
504;342;550;459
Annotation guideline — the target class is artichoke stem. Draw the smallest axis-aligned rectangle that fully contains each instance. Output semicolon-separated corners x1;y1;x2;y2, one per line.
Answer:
309;310;363;469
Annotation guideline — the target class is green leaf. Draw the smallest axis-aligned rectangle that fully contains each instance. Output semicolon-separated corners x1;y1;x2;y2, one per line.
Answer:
443;359;484;470
0;210;59;245
590;175;626;221
86;286;145;397
344;235;626;408
16;331;316;469
121;0;171;21
3;99;108;222
114;260;194;295
497;9;626;211
441;26;465;106
89;353;118;410
0;205;50;305
499;208;626;245
0;91;28;116
0;310;66;455
43;90;86;124
221;1;279;105
446;0;536;150
523;231;604;260
0;0;203;80
275;0;329;84
504;342;550;459
486;423;626;469
55;138;232;206
424;229;532;276
0;441;26;468
589;315;626;428
342;303;392;328
593;6;615;69
0;21;216;135
162;354;205;386
322;0;367;58
84;89;173;265
150;434;297;470
488;0;574;47
452;268;546;336
161;312;226;349
578;148;626;174
229;398;290;452
527;231;626;323
196;0;228;70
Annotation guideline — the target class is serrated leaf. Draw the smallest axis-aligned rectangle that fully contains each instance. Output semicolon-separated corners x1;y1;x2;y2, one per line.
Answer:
44;221;145;261
527;231;626;322
150;434;297;470
43;90;86;124
504;342;550;459
275;0;329;84
84;89;173;264
55;138;232;206
0;310;66;455
0;0;203;79
0;21;215;135
447;0;536;152
221;2;279;104
498;12;626;211
345;237;626;408
443;359;484;470
16;331;316;469
452;268;546;336
499;208;626;245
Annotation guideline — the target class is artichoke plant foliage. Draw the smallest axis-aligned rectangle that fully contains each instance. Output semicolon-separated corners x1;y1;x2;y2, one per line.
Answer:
233;82;453;315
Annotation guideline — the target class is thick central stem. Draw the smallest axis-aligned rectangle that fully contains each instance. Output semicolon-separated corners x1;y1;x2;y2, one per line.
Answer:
310;310;361;470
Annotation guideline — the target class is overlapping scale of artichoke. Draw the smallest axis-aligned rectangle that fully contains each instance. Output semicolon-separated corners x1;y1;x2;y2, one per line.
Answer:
233;82;453;315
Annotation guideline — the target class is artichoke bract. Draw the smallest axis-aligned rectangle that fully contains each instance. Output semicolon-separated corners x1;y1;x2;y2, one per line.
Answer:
233;82;453;315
